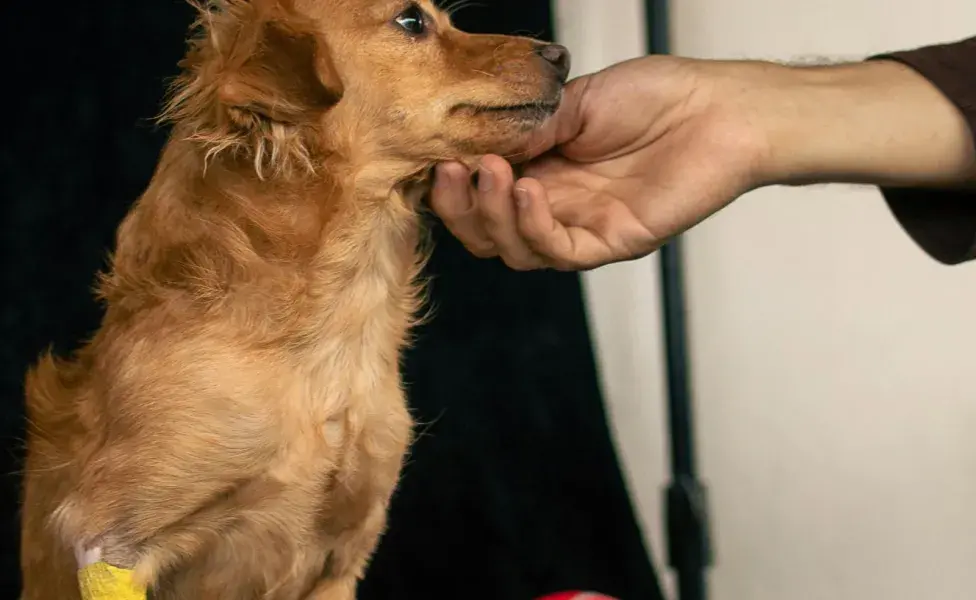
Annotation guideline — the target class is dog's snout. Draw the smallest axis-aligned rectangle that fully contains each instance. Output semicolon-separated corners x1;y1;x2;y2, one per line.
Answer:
535;44;571;83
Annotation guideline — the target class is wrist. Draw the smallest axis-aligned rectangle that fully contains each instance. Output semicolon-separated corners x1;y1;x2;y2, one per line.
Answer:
711;59;976;188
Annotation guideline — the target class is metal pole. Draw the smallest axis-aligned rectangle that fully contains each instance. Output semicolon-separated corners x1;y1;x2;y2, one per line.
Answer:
660;243;711;600
644;1;714;599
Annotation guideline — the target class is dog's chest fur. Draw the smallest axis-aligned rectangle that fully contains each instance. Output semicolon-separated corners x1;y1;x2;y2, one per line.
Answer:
22;164;424;599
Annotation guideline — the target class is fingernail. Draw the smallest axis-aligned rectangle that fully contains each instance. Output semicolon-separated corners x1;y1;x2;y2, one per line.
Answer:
515;187;530;209
434;163;454;187
478;163;494;193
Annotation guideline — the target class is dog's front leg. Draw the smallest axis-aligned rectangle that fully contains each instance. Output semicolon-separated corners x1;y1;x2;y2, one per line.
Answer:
306;500;391;600
311;413;411;600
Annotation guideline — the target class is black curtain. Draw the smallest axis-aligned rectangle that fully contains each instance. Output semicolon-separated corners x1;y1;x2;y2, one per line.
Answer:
0;1;663;598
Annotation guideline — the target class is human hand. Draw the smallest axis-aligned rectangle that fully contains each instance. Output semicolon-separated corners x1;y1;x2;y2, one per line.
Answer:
430;55;767;271
431;54;976;271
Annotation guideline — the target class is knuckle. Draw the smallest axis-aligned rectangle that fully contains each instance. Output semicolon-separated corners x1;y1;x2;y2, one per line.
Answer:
439;200;474;222
523;235;553;255
550;258;578;272
478;208;504;229
468;243;498;258
504;254;546;272
476;196;509;224
517;218;542;239
503;257;532;272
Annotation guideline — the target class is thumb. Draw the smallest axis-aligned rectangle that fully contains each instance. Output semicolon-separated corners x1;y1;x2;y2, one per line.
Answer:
508;75;590;163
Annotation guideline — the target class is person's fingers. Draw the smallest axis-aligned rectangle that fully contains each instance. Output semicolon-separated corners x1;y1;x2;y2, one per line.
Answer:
431;162;497;258
429;162;470;221
475;156;547;271
511;179;578;269
514;178;619;270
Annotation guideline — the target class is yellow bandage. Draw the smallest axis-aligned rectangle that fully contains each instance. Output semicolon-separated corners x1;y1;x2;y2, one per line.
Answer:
78;562;147;600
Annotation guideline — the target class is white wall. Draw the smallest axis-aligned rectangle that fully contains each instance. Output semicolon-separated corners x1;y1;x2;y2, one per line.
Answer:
554;1;976;600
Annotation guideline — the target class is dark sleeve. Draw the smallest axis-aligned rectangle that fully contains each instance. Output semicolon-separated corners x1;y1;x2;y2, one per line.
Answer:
869;36;976;265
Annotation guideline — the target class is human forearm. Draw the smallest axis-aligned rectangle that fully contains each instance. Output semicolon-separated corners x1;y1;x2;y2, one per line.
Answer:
708;58;976;189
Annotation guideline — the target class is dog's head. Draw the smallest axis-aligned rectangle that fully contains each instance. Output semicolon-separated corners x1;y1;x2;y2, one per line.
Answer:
164;0;570;179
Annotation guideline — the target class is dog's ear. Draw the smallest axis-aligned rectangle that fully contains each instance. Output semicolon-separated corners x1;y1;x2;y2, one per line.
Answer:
162;1;345;177
217;18;343;125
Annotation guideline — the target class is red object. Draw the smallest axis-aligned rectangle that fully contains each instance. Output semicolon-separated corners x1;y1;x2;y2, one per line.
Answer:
536;594;618;600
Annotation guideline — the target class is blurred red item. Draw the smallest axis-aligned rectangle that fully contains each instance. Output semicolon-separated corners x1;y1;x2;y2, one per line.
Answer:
535;593;618;600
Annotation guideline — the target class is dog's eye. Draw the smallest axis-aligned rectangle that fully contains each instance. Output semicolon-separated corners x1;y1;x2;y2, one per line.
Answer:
395;5;428;36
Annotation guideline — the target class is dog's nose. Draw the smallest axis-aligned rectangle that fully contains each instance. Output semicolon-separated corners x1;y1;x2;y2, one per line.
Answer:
536;44;571;83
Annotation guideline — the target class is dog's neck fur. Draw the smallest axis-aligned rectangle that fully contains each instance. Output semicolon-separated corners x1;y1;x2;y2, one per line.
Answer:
98;128;429;362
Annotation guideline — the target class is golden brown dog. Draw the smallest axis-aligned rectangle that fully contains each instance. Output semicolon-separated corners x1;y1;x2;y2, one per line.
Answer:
19;0;570;598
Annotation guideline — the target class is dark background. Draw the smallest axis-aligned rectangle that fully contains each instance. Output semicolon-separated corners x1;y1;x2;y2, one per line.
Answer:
0;1;664;598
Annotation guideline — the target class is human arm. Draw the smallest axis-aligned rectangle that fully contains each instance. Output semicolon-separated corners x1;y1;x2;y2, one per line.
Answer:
871;37;976;264
430;37;976;270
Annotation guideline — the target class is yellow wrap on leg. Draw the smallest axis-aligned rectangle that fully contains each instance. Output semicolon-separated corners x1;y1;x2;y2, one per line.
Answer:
78;562;147;600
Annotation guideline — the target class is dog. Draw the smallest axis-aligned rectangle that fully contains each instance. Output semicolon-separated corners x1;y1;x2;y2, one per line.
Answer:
19;0;570;598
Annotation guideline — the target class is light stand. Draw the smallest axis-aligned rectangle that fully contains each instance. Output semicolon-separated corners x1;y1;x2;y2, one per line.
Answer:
644;1;714;598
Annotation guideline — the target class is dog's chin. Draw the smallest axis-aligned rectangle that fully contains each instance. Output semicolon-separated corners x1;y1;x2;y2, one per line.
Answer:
440;93;562;159
451;92;562;127
468;101;559;122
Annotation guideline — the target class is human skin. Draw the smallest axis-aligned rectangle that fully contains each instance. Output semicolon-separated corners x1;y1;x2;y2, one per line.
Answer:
430;56;976;271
